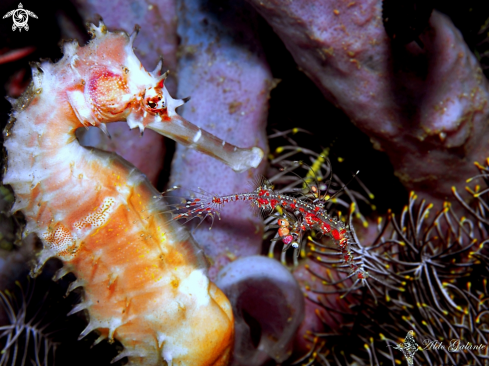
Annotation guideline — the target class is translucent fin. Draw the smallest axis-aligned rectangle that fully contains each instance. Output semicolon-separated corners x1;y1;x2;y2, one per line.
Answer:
162;188;222;229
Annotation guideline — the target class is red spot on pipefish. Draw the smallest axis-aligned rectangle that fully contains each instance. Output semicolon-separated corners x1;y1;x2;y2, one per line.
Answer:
282;235;294;245
321;223;331;234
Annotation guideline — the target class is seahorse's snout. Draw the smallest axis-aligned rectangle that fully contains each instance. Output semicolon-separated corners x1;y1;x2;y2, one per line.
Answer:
146;112;264;173
140;77;264;172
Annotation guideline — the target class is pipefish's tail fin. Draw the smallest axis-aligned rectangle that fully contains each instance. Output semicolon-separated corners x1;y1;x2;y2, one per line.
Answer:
159;186;222;230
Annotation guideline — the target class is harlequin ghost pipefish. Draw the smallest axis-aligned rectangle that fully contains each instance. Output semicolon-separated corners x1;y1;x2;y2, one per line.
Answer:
1;21;268;365
168;177;369;282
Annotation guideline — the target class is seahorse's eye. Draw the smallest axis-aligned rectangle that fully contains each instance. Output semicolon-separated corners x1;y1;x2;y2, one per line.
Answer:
142;86;167;112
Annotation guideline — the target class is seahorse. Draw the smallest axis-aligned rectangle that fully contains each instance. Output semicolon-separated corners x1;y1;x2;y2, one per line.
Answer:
2;22;264;365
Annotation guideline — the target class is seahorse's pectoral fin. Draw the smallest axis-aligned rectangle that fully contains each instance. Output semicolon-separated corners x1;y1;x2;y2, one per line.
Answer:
67;90;97;128
146;114;263;173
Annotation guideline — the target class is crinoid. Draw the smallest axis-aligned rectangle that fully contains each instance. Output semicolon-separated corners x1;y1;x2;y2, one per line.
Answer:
0;278;58;366
296;165;489;365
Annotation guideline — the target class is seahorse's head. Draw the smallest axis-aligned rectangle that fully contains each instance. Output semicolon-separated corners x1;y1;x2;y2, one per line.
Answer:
65;22;188;135
63;20;261;171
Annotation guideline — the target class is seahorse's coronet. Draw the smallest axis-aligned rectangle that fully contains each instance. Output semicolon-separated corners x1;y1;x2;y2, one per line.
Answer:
3;21;234;366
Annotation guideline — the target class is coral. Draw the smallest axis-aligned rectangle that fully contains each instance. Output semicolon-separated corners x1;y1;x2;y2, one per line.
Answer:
245;0;489;209
0;278;57;366
299;186;489;365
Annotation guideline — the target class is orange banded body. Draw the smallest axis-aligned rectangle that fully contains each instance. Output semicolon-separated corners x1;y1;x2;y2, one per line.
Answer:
3;23;235;365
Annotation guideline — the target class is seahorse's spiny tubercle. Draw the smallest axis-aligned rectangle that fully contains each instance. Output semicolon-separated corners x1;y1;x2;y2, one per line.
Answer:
3;21;237;365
